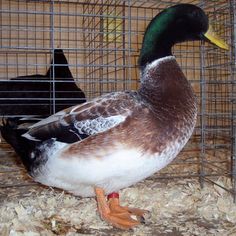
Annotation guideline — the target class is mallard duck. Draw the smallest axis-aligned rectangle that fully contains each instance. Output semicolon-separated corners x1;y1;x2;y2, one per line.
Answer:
0;4;228;230
0;49;86;117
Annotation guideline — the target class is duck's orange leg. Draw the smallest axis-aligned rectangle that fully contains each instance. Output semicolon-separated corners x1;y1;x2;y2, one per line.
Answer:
94;187;148;230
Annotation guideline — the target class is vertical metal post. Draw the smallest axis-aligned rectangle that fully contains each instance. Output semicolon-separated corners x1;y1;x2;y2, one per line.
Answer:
50;0;55;114
127;0;132;91
99;0;103;96
122;1;126;90
198;0;206;189
199;42;206;189
229;0;236;202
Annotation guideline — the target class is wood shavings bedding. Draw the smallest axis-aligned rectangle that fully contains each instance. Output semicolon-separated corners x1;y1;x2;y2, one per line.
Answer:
0;176;235;236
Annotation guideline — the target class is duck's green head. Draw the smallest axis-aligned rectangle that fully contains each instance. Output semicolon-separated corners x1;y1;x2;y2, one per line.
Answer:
139;4;229;67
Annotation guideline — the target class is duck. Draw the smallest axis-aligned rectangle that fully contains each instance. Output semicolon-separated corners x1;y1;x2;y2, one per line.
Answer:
0;4;228;230
0;49;86;117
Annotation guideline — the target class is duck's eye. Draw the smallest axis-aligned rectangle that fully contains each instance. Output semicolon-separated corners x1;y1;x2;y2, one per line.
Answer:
190;10;201;20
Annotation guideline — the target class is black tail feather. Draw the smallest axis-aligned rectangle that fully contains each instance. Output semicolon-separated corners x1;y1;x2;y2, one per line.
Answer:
0;118;37;172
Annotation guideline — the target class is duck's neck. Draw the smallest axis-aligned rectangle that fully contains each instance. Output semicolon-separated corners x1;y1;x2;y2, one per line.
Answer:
138;9;176;68
139;42;173;68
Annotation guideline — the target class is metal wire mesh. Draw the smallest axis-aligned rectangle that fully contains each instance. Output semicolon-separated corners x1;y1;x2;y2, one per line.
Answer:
0;0;235;200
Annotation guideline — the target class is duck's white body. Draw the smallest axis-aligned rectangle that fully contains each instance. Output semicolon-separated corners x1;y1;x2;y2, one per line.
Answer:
34;138;185;197
20;56;197;197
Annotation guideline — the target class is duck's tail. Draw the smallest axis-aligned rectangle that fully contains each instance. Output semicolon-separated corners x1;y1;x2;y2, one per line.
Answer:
0;118;37;172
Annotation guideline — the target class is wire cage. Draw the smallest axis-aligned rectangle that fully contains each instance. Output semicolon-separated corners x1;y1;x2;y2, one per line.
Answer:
0;0;236;205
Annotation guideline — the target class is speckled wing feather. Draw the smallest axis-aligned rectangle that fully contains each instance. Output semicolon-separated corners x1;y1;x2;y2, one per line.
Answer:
22;91;140;143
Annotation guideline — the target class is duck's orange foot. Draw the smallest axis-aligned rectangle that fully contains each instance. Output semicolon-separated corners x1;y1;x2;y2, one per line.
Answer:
95;187;148;230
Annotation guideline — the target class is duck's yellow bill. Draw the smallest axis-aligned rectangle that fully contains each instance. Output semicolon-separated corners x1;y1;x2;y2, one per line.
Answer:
204;24;229;50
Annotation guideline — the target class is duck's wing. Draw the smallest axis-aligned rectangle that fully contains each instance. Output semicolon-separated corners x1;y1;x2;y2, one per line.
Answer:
23;91;140;143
